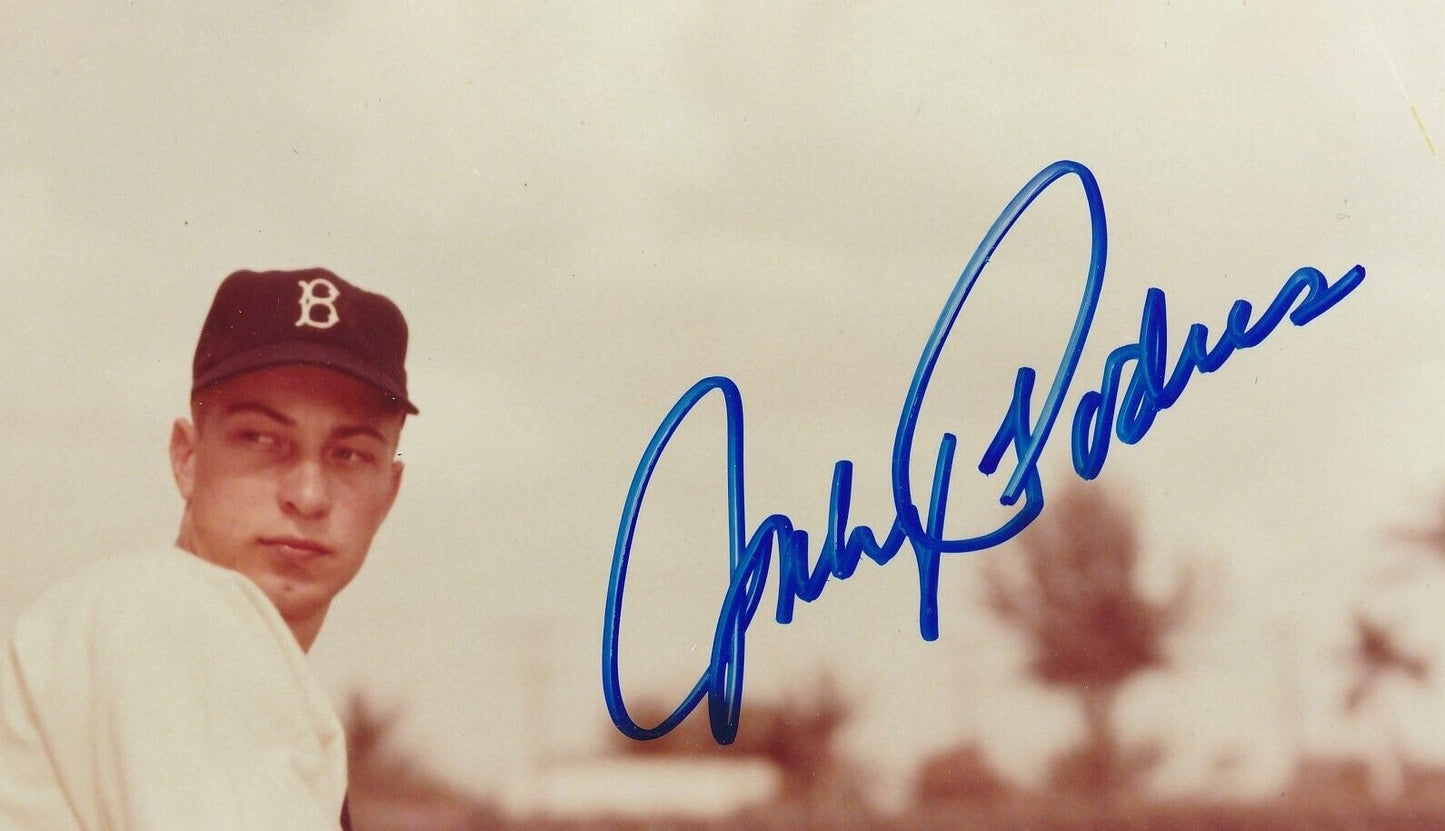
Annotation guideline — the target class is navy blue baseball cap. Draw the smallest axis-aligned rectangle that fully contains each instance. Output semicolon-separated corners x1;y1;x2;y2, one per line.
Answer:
191;268;419;414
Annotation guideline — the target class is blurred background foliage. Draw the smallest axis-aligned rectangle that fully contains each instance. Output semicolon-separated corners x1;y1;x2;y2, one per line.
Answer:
345;482;1445;830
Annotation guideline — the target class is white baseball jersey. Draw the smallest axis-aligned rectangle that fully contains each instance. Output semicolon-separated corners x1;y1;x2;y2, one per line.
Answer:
0;548;348;830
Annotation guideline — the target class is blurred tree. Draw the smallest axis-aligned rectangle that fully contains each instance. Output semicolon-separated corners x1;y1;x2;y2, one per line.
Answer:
345;692;439;799
915;742;1013;806
982;483;1189;798
1345;615;1428;715
1390;498;1445;556
1376;498;1445;588
342;692;502;831
1344;614;1428;801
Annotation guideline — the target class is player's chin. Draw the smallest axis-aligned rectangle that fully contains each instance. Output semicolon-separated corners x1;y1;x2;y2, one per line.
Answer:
254;554;359;604
251;571;334;614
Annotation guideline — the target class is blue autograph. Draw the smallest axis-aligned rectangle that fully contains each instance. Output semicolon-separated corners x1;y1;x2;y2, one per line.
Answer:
602;160;1365;745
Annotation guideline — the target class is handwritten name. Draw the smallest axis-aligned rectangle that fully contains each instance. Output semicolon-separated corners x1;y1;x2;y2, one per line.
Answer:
602;160;1364;744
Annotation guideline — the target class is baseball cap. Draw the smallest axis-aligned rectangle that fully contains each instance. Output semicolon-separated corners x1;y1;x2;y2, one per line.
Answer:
191;268;419;415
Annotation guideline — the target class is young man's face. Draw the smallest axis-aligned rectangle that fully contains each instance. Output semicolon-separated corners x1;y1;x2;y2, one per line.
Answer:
170;365;405;641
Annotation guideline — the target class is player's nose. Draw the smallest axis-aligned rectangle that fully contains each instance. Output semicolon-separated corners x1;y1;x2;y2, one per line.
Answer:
279;458;332;518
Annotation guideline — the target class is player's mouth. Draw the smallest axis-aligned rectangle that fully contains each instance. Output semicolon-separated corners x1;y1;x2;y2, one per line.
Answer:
259;536;332;564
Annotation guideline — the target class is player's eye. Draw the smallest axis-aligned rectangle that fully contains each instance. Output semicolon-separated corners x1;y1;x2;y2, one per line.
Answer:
331;446;375;465
228;428;289;456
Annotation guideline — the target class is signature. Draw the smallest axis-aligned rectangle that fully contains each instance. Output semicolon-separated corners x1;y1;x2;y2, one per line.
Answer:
602;160;1365;744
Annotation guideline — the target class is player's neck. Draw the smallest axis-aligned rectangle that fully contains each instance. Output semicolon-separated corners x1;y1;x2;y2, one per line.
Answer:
174;514;324;652
287;612;324;653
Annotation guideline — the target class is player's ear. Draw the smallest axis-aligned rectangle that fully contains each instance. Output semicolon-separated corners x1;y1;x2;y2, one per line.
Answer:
383;459;404;514
169;417;199;501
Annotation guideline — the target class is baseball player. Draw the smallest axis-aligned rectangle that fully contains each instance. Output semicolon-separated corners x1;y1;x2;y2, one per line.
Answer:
0;268;419;830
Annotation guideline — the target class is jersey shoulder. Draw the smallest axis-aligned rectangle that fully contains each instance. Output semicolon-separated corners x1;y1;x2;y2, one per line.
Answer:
10;548;295;670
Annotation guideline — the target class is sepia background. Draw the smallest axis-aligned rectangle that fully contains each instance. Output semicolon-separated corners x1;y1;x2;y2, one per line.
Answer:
2;2;1444;828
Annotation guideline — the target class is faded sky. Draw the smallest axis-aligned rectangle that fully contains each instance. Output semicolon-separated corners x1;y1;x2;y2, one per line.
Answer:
2;0;1443;809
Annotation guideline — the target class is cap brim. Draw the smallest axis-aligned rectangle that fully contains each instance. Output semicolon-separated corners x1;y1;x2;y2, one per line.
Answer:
191;339;420;415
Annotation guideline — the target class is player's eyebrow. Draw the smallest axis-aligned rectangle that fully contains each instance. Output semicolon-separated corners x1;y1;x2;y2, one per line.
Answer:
333;424;388;443
223;402;295;426
221;401;390;443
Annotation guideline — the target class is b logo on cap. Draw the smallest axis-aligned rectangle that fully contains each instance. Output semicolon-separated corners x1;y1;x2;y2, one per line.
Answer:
296;278;341;329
